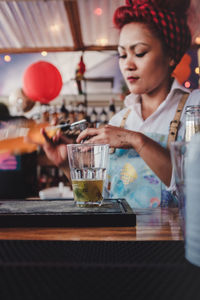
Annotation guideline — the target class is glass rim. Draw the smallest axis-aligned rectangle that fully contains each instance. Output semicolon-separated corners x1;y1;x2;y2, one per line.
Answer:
67;143;110;148
186;105;200;110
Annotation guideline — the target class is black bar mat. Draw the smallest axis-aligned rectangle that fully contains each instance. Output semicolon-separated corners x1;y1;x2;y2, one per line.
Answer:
0;240;199;300
0;198;136;227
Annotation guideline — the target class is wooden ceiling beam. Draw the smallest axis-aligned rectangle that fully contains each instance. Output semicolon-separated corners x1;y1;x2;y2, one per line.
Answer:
0;46;75;54
0;45;117;54
2;43;200;54
85;45;117;51
64;0;84;50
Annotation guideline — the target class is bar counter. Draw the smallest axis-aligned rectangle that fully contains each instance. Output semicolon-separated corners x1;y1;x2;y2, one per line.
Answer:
0;207;182;241
0;204;199;300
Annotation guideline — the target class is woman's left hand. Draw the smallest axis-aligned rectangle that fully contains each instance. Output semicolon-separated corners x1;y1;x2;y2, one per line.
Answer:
76;124;138;149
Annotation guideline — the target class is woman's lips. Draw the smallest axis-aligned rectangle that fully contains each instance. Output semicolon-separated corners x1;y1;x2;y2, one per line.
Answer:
127;76;139;83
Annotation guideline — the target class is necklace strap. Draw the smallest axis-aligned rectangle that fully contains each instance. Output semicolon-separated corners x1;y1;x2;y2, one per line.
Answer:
120;109;131;128
167;92;189;147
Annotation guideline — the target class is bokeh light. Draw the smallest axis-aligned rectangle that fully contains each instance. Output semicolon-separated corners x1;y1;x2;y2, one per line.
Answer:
94;8;103;15
50;24;60;32
41;51;47;57
184;81;191;88
96;38;108;46
195;67;200;74
4;55;11;62
195;37;200;45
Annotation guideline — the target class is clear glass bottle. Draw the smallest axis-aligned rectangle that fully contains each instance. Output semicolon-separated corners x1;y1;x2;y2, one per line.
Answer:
185;105;200;142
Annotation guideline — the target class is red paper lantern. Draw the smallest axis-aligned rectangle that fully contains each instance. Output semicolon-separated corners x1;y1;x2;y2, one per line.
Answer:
23;61;62;104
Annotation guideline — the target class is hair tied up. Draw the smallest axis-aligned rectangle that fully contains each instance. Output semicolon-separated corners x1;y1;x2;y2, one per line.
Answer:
125;0;151;5
151;0;191;15
125;0;190;15
125;0;133;5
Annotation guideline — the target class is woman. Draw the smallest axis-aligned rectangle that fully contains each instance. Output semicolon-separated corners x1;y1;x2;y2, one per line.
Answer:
42;0;200;208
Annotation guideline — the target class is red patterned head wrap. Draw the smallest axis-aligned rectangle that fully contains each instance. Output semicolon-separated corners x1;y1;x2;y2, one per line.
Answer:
113;0;191;67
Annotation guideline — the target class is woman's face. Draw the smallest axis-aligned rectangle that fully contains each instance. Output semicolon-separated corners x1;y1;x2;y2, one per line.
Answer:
118;22;172;95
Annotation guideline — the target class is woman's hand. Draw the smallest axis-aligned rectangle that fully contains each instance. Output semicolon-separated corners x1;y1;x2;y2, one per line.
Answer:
76;124;172;186
41;129;73;168
76;124;140;149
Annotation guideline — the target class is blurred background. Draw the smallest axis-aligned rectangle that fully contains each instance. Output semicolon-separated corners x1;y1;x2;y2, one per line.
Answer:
0;0;199;196
0;0;199;115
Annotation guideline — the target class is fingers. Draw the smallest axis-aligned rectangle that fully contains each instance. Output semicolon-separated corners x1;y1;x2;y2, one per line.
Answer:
41;128;53;144
76;126;116;144
42;128;75;148
59;144;68;160
76;128;99;143
59;134;74;145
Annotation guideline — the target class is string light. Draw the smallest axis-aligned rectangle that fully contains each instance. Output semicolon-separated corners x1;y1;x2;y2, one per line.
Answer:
50;24;60;32
96;38;108;46
4;55;11;62
94;8;103;15
195;37;200;45
195;67;200;75
184;81;191;88
41;51;47;57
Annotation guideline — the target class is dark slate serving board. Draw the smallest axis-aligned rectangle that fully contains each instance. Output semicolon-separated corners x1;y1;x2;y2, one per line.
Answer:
0;198;136;227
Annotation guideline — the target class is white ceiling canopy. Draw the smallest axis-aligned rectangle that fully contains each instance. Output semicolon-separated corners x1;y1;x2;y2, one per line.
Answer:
0;0;125;54
0;0;199;54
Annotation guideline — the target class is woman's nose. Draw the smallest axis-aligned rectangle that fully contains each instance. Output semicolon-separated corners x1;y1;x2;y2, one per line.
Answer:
124;56;136;70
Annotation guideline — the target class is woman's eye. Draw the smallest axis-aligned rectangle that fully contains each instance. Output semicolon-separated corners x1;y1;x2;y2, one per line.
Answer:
135;52;146;57
118;54;126;59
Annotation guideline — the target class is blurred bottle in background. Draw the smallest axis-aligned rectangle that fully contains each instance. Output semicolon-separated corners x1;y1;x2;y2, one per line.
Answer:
41;104;50;123
109;98;116;120
90;108;98;128
98;109;108;128
60;99;69;123
76;102;86;121
68;103;75;123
